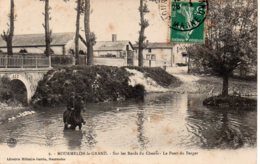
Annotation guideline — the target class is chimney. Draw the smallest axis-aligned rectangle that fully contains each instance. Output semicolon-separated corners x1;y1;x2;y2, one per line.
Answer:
112;34;117;42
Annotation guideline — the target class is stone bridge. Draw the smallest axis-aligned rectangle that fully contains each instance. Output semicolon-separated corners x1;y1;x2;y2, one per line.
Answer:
0;55;52;103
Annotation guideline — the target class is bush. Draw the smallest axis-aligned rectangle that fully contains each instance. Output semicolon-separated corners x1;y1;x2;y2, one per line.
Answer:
203;95;257;109
0;76;13;102
32;65;145;107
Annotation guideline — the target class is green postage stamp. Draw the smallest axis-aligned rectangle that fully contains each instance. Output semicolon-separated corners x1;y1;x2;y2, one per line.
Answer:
170;0;208;43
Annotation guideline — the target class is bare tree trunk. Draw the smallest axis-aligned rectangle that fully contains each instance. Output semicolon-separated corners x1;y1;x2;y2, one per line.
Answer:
138;0;144;67
7;0;14;56
84;0;93;66
75;0;81;65
44;0;52;57
222;75;229;96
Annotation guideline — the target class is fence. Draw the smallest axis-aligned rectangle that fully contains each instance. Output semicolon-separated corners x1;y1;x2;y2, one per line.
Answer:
0;55;50;68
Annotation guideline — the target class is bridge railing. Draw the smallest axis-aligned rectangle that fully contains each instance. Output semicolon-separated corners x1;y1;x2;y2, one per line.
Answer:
0;55;51;68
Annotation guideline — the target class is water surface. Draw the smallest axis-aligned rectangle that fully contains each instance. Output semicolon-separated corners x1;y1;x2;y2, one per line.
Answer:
0;93;256;150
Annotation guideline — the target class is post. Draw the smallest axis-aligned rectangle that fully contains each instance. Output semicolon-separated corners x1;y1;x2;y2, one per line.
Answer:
5;55;8;68
171;48;173;67
21;55;24;68
36;56;38;68
48;55;51;68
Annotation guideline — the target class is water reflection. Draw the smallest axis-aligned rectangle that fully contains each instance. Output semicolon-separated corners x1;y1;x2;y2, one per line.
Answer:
63;130;83;150
186;95;256;149
136;104;149;150
84;117;97;149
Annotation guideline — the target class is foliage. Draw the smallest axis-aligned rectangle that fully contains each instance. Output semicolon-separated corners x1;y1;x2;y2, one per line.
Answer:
32;66;180;107
32;66;146;106
203;95;256;108
187;0;257;96
0;77;13;102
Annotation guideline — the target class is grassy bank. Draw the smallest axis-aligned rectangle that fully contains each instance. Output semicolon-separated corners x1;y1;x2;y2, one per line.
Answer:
32;65;180;107
203;95;257;109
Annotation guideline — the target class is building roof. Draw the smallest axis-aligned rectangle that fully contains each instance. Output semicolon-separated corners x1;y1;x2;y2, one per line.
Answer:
0;32;75;48
0;33;134;52
94;41;133;51
133;42;173;49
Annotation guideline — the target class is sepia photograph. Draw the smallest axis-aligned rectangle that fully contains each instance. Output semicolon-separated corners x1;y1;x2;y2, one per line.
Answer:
0;0;257;163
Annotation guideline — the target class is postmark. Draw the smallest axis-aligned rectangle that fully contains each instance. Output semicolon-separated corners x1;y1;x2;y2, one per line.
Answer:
158;0;208;43
170;0;208;31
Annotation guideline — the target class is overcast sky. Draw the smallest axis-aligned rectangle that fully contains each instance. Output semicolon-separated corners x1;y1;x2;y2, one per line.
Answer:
0;0;170;43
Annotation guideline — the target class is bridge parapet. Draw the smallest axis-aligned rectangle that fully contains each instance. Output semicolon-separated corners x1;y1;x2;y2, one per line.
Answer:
0;55;51;68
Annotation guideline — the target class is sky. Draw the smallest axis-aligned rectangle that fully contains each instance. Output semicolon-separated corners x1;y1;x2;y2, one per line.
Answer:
0;0;170;43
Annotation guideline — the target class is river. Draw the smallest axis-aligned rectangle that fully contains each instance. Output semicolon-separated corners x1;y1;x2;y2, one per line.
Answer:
0;93;256;151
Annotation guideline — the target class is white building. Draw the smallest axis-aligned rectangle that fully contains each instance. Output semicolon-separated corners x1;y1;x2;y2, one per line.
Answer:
0;32;87;56
133;42;189;67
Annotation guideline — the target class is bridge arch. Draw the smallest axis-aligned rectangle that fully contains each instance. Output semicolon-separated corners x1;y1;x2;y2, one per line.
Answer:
8;74;33;104
9;79;28;104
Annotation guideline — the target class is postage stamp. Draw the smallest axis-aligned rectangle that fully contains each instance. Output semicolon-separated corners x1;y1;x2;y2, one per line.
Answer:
159;0;208;43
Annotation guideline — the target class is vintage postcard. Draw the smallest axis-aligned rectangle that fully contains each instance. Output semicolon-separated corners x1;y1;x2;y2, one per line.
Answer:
0;0;257;163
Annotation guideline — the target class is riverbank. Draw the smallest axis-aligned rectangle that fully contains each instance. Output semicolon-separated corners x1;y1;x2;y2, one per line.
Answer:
167;69;257;96
32;66;181;107
0;101;29;124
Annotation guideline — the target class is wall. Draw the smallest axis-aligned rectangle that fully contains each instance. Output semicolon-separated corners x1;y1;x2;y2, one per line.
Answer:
172;44;189;64
134;48;173;67
94;57;127;67
0;39;88;56
0;46;64;55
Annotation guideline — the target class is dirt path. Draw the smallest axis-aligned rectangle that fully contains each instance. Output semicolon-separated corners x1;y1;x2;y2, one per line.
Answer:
166;67;257;96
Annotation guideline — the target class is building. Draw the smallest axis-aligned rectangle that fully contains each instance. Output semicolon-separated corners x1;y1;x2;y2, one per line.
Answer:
0;32;87;56
133;42;188;67
93;34;135;66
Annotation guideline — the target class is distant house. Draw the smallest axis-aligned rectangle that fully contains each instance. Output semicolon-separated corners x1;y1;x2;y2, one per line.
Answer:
93;34;135;66
133;42;189;67
0;32;87;56
172;44;190;65
133;42;173;67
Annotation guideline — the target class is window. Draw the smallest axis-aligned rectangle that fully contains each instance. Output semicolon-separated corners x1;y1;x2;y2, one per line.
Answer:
146;54;150;60
148;48;152;53
126;45;129;51
182;53;187;57
151;54;156;60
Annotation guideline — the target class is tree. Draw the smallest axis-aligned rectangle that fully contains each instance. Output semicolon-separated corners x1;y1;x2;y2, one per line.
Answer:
74;0;84;65
1;0;15;56
84;0;96;66
137;0;149;67
41;0;52;57
187;0;257;96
